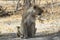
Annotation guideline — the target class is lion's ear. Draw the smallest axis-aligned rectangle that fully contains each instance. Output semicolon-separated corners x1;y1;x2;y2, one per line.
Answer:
33;5;40;10
33;5;37;9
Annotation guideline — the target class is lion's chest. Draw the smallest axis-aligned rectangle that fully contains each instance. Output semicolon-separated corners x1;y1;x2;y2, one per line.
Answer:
23;15;35;26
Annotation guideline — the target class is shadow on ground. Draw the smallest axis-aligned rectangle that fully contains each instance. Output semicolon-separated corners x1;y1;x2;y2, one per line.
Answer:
0;32;60;40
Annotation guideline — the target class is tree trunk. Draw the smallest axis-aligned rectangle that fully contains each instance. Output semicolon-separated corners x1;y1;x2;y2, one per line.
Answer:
24;0;32;9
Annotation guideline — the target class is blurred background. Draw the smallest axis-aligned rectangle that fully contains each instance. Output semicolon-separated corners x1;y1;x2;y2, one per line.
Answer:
0;0;60;36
